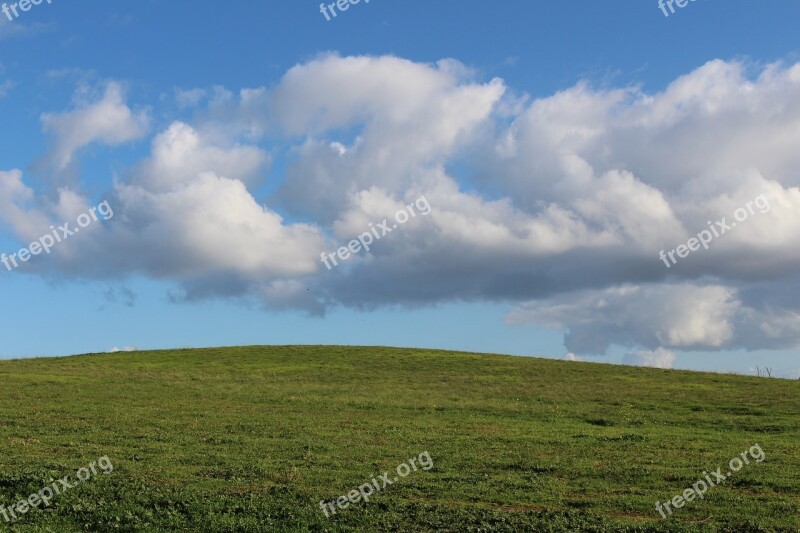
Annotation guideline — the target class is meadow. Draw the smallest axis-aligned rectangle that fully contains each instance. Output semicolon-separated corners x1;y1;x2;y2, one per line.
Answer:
0;346;797;531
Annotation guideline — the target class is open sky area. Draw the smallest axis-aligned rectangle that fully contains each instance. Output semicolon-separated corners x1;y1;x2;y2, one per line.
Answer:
1;0;799;378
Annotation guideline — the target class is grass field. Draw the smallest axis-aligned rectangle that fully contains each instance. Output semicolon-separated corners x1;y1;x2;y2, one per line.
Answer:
0;346;798;531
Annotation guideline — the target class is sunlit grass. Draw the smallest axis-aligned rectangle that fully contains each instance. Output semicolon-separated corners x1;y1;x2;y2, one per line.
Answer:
0;346;797;531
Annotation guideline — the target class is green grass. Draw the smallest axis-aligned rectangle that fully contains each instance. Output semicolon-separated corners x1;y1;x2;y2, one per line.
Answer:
0;346;797;531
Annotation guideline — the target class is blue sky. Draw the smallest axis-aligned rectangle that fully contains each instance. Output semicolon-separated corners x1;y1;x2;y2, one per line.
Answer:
1;0;799;378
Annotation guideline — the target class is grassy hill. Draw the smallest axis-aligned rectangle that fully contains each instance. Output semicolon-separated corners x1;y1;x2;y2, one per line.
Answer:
0;346;797;531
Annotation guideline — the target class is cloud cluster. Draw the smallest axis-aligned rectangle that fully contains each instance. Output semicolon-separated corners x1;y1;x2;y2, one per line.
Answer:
2;55;799;358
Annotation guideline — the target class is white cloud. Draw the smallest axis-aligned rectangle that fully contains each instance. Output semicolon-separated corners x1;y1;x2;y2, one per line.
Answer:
130;121;269;192
174;87;207;109
623;348;676;369
506;284;740;354
109;346;137;353
112;170;323;278
1;116;323;311
40;82;150;172
270;54;506;222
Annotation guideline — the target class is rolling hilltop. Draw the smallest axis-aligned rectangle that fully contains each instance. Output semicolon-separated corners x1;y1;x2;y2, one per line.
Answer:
0;346;797;531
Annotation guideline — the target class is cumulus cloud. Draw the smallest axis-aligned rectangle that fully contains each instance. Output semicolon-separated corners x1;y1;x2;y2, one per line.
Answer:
130;121;269;192
1;112;324;313
270;54;506;223
39;82;150;173
506;281;800;355
506;284;741;354
2;56;800;357
623;348;676;369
